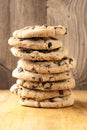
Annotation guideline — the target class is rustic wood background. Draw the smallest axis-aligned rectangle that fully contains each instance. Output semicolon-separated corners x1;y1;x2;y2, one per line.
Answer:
0;0;87;89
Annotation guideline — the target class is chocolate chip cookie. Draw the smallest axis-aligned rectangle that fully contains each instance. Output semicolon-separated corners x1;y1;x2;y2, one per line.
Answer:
12;68;72;82
10;47;68;61
13;25;67;38
8;37;63;50
17;57;76;73
10;84;71;101
19;96;74;108
16;77;75;91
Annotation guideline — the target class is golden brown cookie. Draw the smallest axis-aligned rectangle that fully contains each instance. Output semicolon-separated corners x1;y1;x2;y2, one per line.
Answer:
13;25;67;38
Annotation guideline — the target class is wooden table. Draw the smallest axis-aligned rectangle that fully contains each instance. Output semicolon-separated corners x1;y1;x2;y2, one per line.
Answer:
0;90;87;130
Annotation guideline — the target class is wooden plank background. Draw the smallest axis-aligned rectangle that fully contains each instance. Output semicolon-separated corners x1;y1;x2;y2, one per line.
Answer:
0;0;87;89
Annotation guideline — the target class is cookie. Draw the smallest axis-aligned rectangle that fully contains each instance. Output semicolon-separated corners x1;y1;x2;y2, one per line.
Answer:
19;96;74;108
13;25;67;38
10;84;71;101
10;47;68;61
17;57;76;74
12;68;72;82
16;77;75;91
8;37;63;50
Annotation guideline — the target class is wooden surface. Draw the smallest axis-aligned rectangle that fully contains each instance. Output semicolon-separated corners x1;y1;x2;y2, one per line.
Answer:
0;90;87;130
0;0;87;89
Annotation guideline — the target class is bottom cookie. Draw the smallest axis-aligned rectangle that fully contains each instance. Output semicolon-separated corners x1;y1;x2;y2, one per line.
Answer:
19;96;74;108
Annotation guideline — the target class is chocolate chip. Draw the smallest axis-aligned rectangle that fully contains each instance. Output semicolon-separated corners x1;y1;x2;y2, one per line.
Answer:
62;57;67;60
69;58;73;64
50;83;52;88
15;90;18;94
48;42;52;48
19;87;22;90
48;70;50;73
31;26;35;29
65;32;67;34
57;61;61;66
39;78;42;82
31;56;35;59
55;26;62;29
32;77;35;79
42;82;46;86
54;26;58;29
49;76;53;80
54;61;61;66
44;24;48;27
31;67;35;71
18;67;23;73
59;90;63;95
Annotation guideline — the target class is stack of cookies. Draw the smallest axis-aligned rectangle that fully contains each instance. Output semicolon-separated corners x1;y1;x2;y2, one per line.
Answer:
8;25;76;108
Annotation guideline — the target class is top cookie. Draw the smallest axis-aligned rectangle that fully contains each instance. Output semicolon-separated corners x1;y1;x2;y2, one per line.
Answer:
13;25;67;38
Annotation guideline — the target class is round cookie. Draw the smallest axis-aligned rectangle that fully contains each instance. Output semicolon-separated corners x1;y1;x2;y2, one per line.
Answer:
10;47;68;61
10;84;71;101
13;25;67;38
16;78;75;91
19;96;74;108
12;68;72;82
8;37;63;50
17;57;76;74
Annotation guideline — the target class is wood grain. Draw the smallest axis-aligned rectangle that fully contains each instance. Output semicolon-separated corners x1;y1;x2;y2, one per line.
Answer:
0;0;14;89
0;0;87;89
0;0;47;89
47;0;87;89
0;90;87;130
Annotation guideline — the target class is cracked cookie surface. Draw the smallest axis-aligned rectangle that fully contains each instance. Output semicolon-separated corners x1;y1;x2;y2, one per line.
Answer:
13;25;67;38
